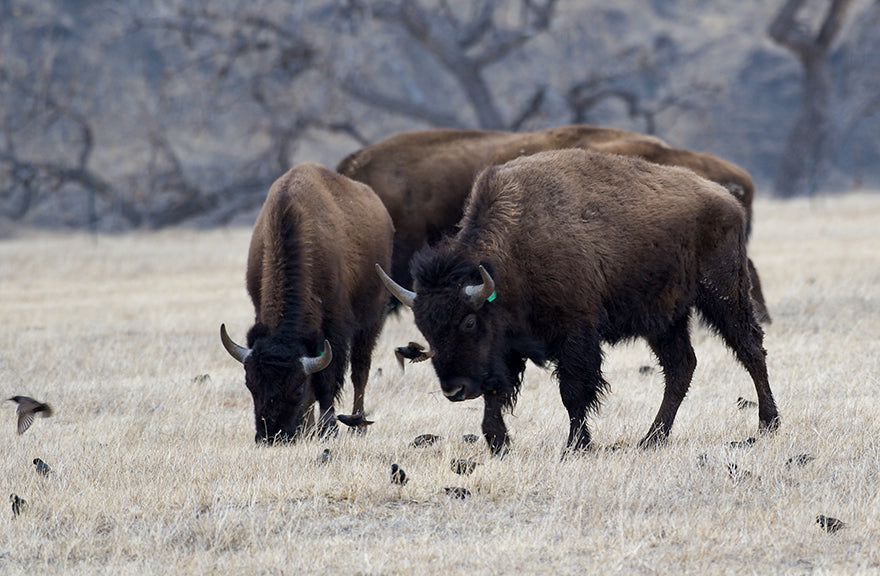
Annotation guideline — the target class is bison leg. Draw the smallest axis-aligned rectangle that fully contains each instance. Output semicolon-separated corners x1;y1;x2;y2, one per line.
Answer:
557;332;605;452
311;369;341;439
482;393;510;457
641;315;697;448
349;323;383;424
698;270;780;433
748;258;772;324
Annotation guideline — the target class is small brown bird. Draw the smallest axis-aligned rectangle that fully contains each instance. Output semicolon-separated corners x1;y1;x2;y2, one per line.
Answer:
394;342;435;369
444;487;471;500
462;434;480;444
451;458;480;476
317;448;332;465
391;463;407;485
411;433;442;448
9;493;26;517
736;397;758;410
7;396;53;435
729;437;756;448
336;413;374;428
816;515;845;533
786;453;816;468
33;458;52;477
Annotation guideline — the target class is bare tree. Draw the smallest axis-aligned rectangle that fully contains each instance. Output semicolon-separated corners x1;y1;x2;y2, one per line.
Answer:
341;0;557;130
768;0;853;197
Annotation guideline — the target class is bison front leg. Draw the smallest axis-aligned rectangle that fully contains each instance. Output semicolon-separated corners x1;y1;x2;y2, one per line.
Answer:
557;332;605;452
482;393;510;457
348;323;383;429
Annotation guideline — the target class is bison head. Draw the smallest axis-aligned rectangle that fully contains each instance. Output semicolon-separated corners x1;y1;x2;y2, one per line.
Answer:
220;323;331;444
377;253;508;402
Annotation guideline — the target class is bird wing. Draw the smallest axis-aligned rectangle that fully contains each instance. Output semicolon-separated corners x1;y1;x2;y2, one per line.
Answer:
17;411;35;435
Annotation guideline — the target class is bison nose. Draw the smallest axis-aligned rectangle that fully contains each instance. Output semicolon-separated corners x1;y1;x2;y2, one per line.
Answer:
441;377;472;402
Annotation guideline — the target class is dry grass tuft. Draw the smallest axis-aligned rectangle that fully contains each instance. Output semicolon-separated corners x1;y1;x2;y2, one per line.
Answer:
1;193;879;574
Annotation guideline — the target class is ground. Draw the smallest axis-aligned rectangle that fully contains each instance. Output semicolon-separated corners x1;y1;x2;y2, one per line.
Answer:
1;192;878;574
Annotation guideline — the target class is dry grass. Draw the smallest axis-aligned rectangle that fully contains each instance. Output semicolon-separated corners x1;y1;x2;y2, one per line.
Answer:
1;192;879;575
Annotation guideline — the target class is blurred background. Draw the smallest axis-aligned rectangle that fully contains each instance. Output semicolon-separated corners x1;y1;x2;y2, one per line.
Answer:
1;0;878;232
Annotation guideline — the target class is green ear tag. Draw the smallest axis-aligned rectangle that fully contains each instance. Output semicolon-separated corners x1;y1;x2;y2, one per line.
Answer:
487;291;497;303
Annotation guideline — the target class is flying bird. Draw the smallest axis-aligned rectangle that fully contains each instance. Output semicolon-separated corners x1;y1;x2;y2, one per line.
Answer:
816;515;845;533
391;463;408;485
7;396;53;435
394;342;435;370
9;493;26;517
33;458;52;477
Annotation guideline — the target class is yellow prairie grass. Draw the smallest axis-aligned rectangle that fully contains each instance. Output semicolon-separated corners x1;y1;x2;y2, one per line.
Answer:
1;193;879;574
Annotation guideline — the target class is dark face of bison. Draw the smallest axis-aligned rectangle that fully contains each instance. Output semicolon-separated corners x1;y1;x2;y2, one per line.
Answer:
220;324;331;444
379;256;508;402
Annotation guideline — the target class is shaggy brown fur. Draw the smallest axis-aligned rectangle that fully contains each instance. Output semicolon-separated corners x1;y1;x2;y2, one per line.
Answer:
338;125;770;322
224;162;393;443
400;149;779;455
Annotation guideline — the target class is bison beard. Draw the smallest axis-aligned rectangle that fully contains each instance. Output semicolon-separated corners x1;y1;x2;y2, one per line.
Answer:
381;149;780;456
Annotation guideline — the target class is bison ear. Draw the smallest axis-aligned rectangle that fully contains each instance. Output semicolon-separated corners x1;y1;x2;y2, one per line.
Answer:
301;340;332;375
462;265;496;310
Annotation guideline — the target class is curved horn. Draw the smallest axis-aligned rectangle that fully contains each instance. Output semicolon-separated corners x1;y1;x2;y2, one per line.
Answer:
375;263;416;308
220;323;252;364
463;265;496;310
301;339;332;375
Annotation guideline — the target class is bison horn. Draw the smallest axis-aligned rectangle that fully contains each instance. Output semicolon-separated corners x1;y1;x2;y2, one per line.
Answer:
301;340;332;375
375;264;416;308
463;265;495;309
220;323;252;364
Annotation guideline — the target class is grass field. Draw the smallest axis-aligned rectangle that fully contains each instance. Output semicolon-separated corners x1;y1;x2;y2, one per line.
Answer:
1;192;879;574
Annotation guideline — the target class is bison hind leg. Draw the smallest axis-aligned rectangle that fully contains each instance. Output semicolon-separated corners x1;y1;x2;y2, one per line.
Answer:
640;314;697;448
696;272;780;433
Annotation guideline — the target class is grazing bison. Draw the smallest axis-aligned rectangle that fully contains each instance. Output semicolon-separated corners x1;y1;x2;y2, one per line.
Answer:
338;125;770;322
221;162;394;443
377;149;779;455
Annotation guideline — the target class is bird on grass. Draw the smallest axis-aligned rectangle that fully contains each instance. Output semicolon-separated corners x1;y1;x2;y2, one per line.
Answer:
411;433;442;448
462;434;480;444
6;396;53;435
786;453;816;468
451;459;480;476
9;494;26;517
444;487;471;500
726;462;752;481
391;463;407;485
816;515;845;533
729;437;756;448
33;458;52;477
736;397;758;410
336;413;374;428
317;449;332;465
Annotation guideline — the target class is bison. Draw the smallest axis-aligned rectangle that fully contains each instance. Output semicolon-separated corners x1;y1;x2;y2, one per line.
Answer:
221;162;394;443
338;125;770;322
377;149;779;455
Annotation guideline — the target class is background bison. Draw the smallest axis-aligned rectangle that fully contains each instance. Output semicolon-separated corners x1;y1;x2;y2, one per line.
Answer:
378;149;780;455
221;162;393;443
339;124;771;322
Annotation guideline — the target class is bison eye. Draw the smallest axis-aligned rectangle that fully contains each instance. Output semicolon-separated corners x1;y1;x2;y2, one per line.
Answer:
461;314;477;333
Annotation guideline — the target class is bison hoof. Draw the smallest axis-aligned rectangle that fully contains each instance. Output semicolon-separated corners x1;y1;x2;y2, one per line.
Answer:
638;430;669;450
759;415;781;434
